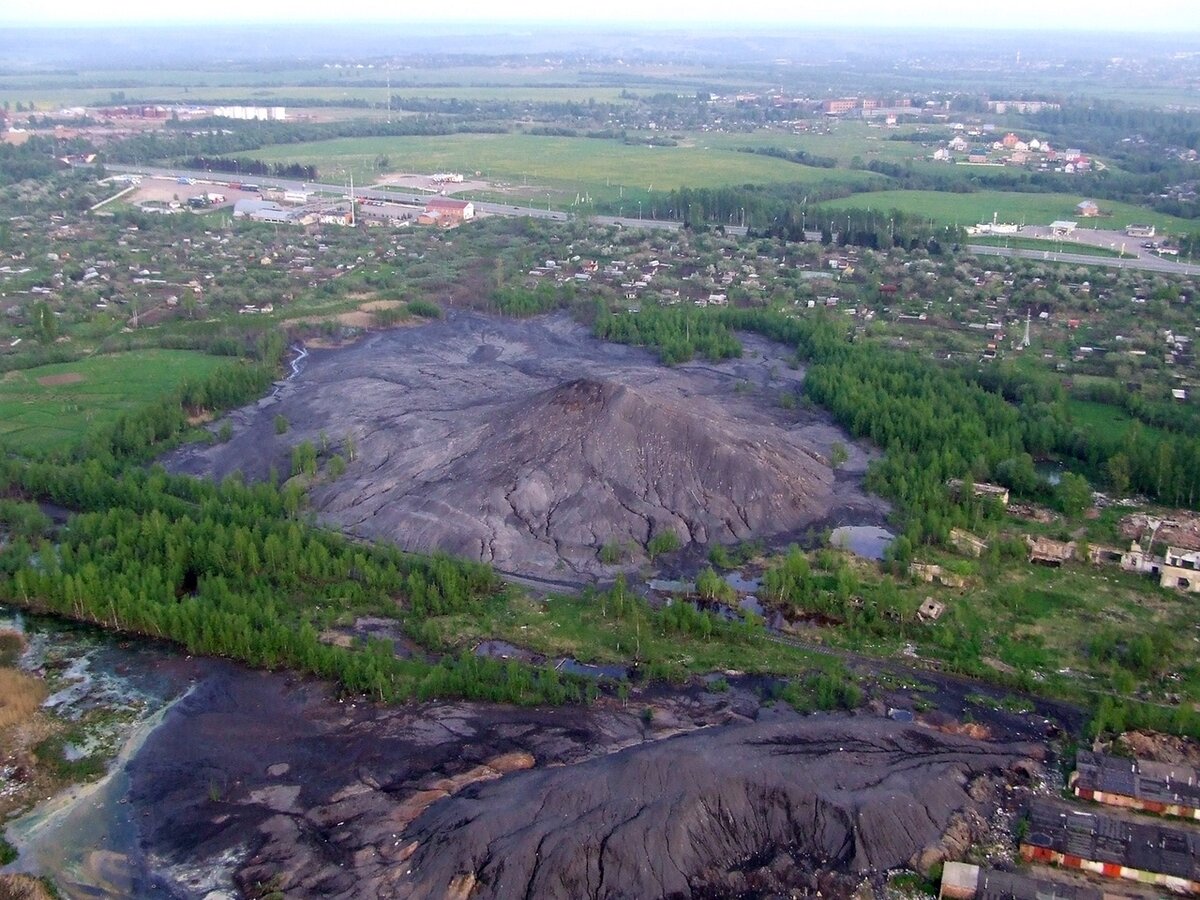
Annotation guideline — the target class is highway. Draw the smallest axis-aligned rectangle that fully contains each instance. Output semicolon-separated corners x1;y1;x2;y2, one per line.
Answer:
965;243;1197;275
102;163;1195;277
104;162;570;222
101;162;748;233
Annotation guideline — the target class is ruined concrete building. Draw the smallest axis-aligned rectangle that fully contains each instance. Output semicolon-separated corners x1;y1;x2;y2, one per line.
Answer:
1027;536;1075;567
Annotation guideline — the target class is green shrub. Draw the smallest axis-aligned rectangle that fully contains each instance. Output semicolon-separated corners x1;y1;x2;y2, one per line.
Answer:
647;530;682;560
407;299;443;319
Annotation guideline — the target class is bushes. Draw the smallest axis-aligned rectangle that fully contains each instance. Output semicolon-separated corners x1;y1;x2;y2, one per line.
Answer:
778;669;864;713
695;567;734;602
647;529;682;560
406;299;442;319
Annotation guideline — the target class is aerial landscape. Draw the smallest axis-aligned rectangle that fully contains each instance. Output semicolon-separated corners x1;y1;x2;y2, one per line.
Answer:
2;5;1200;899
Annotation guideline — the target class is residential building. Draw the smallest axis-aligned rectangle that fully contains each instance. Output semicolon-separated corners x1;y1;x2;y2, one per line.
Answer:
822;98;859;115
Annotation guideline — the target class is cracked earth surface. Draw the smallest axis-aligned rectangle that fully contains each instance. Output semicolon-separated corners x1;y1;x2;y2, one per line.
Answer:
163;313;886;580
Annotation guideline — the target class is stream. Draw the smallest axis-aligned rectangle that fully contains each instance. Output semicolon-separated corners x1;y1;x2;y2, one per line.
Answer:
1;607;203;899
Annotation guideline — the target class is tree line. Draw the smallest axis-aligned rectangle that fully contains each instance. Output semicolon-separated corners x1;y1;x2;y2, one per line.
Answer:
105;116;508;166
0;461;592;706
591;303;1200;542
737;146;838;169
181;156;317;180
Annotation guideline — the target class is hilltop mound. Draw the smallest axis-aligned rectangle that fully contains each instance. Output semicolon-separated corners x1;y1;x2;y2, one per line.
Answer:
316;371;835;577
164;315;885;579
390;717;1037;899
387;376;833;570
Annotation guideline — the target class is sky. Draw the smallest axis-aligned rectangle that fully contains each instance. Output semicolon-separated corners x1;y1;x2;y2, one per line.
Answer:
2;0;1199;31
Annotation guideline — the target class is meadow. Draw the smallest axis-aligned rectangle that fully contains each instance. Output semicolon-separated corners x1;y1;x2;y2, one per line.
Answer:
824;189;1195;234
967;235;1132;258
0;350;231;453
239;132;877;207
697;123;934;168
0;61;703;110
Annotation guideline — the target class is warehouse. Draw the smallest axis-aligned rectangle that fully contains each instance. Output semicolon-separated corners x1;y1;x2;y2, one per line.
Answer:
1021;799;1200;893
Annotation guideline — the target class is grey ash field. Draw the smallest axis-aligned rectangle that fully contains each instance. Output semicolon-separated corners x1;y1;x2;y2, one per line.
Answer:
166;313;886;580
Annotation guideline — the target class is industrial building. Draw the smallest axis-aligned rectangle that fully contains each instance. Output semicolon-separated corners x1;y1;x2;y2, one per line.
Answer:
1021;799;1200;894
212;106;286;121
1074;751;1200;820
418;197;475;226
939;862;1102;900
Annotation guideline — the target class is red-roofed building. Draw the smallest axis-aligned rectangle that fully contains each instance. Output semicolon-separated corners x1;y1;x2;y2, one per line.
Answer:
419;197;475;226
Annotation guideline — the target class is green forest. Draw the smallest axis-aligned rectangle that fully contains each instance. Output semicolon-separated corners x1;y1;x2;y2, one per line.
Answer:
0;460;592;705
593;304;1200;544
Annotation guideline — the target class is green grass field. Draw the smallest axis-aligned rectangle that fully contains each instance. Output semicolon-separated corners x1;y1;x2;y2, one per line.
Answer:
1064;398;1171;443
239;133;875;207
824;189;1193;234
967;235;1132;258
697;123;934;169
0;62;694;109
0;350;231;453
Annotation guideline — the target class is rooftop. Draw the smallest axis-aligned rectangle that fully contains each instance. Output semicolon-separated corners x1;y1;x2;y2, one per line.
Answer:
1026;799;1200;881
979;868;1102;900
426;197;471;210
1076;750;1200;809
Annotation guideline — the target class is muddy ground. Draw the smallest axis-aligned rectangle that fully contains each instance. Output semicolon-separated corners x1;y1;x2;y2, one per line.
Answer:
163;313;887;581
4;610;1082;900
124;661;1059;900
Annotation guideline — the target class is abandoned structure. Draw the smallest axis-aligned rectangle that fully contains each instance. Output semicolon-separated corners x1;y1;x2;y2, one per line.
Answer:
949;528;987;557
1120;541;1200;593
1027;536;1075;566
1073;751;1200;821
917;597;946;621
1021;799;1200;893
939;862;1102;900
909;563;966;588
947;479;1010;506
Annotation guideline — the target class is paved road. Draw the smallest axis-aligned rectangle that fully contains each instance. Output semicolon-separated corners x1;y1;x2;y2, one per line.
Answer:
101;162;745;233
102;164;1195;277
105;162;563;223
966;243;1197;275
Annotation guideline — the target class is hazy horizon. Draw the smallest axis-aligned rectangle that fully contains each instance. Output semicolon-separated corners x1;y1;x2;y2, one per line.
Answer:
0;2;1198;33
